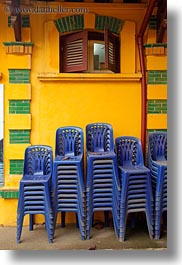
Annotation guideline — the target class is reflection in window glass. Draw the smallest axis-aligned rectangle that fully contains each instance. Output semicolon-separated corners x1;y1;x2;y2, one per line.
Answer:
94;43;105;70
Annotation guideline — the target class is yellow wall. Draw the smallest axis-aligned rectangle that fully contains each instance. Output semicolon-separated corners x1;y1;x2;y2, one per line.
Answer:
0;2;167;226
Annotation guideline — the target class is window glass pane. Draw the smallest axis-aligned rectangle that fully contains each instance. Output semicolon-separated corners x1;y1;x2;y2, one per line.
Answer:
94;43;105;70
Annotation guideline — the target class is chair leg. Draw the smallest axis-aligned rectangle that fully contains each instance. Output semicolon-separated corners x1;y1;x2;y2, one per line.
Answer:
29;214;34;231
45;212;54;243
86;211;93;240
61;212;66;228
16;212;24;243
76;213;79;228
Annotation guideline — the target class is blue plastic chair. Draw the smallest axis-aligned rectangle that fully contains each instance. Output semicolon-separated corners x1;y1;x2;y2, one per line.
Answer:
52;126;86;240
86;123;120;239
115;136;154;241
16;145;54;243
147;132;167;239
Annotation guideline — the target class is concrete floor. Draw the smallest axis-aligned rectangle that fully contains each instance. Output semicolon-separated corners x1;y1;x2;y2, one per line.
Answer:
0;222;167;250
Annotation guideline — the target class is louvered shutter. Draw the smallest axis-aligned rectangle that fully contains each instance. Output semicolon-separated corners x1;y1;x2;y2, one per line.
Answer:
61;31;88;73
104;28;120;73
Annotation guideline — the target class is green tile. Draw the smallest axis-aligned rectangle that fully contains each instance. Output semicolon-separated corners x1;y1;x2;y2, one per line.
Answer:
9;100;30;114
144;43;167;48
10;160;24;175
22;15;30;28
148;71;167;84
147;100;167;113
9;69;30;84
95;15;124;35
8;15;30;28
10;130;30;144
0;190;19;199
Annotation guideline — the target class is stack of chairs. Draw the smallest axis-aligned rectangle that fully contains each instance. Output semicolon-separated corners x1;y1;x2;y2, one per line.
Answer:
147;132;167;239
86;123;120;239
115;136;154;242
17;145;54;243
52;126;86;240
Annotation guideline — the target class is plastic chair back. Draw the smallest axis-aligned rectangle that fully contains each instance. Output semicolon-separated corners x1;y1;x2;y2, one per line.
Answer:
148;132;167;161
55;127;83;157
23;145;53;176
115;136;144;167
86;123;114;152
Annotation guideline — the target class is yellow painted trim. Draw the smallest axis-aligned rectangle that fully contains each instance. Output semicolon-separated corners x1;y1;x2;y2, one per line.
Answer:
147;84;167;99
37;73;142;82
146;56;167;70
5;84;31;99
147;114;167;129
7;114;31;129
6;54;31;69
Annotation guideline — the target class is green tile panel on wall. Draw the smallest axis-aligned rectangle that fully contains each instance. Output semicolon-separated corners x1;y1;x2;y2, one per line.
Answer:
3;42;33;47
148;70;167;84
10;160;24;175
148;99;167;114
8;15;30;27
9;130;30;144
95;15;124;34
9;69;30;84
0;190;19;199
54;14;84;33
147;129;167;132
144;43;167;48
148;16;157;29
9;100;30;114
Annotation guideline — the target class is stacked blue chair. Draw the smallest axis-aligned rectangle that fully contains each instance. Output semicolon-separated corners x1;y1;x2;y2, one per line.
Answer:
115;136;154;242
147;132;167;239
52;126;86;240
86;123;120;239
17;145;54;243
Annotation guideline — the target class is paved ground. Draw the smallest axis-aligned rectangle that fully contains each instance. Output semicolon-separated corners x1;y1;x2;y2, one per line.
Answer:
0;222;167;250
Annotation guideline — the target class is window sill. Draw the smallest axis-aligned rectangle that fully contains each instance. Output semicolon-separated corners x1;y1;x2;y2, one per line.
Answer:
37;73;142;82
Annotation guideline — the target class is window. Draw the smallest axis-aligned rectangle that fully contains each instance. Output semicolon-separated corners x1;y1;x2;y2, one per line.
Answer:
60;29;120;73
